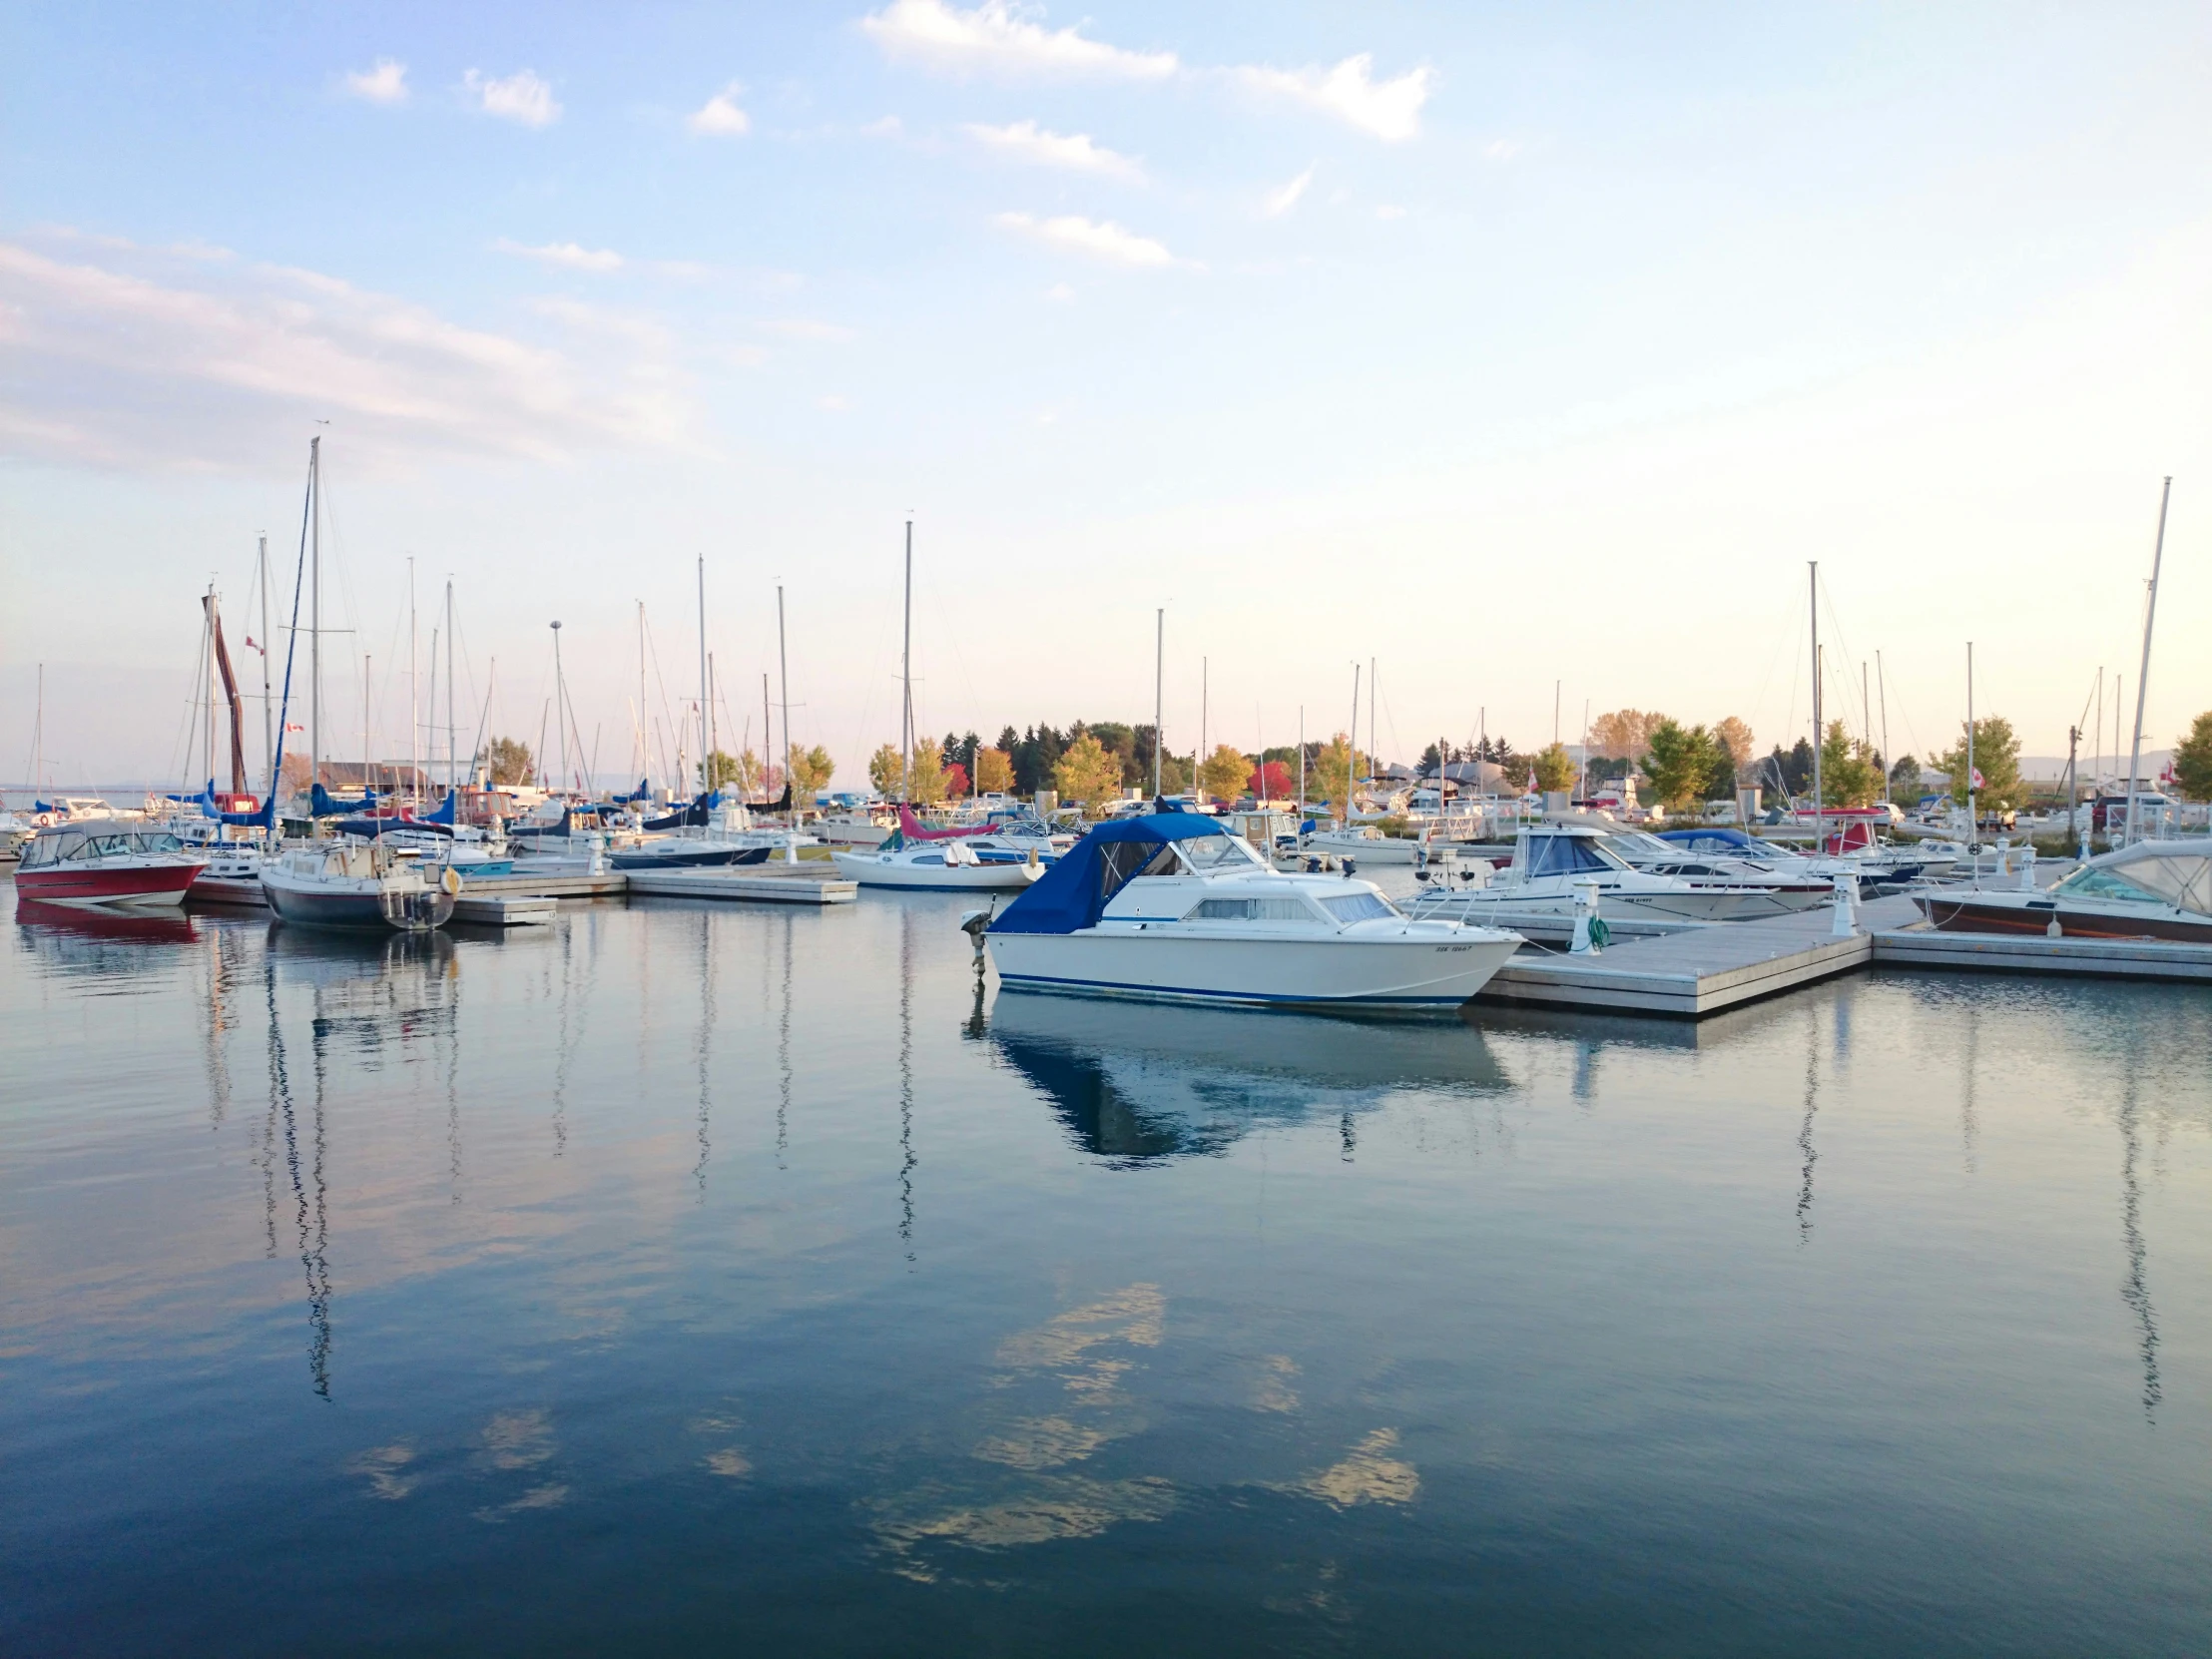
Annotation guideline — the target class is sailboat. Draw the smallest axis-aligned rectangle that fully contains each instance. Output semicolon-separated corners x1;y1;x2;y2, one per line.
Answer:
255;437;453;931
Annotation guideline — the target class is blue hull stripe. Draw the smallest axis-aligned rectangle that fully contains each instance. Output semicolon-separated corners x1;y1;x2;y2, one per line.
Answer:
994;970;1467;1006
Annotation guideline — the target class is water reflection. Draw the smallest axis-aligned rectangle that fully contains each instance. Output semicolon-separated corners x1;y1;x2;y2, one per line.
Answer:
986;993;1512;1164
264;952;333;1398
2117;1072;2161;1419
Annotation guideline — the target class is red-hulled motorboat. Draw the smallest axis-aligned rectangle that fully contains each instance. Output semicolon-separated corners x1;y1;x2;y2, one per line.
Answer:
1915;839;2212;943
11;822;209;909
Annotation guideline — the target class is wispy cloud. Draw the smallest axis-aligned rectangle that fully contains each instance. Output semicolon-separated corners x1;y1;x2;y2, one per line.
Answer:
1482;139;1521;162
963;120;1142;181
0;234;696;468
1236;54;1432;142
342;59;408;105
1375;204;1406;220
688;82;751;137
816;393;849;412
766;318;857;342
464;68;561;128
861;0;1177;80
1261;165;1315;219
496;239;624;272
995;212;1178;269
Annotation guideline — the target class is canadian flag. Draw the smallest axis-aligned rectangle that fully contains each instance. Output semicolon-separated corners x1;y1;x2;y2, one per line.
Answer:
285;722;304;734
1969;767;1985;790
244;636;266;654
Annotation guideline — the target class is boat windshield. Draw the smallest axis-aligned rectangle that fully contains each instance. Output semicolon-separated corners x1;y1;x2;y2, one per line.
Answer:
2051;866;2162;905
1320;890;1397;925
1522;834;1628;877
1186;894;1319;922
1175;833;1261;872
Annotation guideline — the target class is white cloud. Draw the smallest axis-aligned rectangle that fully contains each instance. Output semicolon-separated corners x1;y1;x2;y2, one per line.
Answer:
861;0;1177;80
463;68;561;129
1261;166;1315;219
860;115;905;138
963;120;1142;181
766;319;857;342
343;59;408;104
1375;204;1405;221
995;212;1178;269
688;83;750;136
1483;139;1521;162
495;239;624;272
817;394;849;411
1046;281;1075;302
0;234;695;468
1236;54;1432;142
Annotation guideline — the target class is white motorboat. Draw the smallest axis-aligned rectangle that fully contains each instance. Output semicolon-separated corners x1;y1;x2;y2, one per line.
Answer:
1408;826;1804;924
262;840;458;931
1916;839;2211;943
832;835;1046;890
982;812;1521;1012
1591;829;1833;910
1296;824;1430;865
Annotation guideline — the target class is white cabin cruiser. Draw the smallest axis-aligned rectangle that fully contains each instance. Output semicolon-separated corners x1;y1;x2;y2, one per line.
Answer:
262;839;458;931
1408;826;1804;923
982;813;1520;1012
833;834;1046;890
1297;824;1430;865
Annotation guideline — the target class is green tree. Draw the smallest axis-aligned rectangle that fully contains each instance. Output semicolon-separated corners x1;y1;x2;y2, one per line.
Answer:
908;736;949;806
1531;742;1576;795
2173;712;2212;802
1936;716;2022;811
1889;754;1922;795
1640;720;1722;812
1313;733;1369;819
700;748;760;793
974;746;1014;795
1199;744;1250;801
867;743;904;799
484;735;534;787
1817;721;1881;808
787;744;834;798
1052;733;1125;811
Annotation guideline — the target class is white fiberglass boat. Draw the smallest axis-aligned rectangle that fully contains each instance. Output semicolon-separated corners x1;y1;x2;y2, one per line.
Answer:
14;823;208;909
982;813;1520;1012
1409;826;1804;924
1297;824;1430;865
262;840;457;931
833;835;1046;890
1916;839;2211;943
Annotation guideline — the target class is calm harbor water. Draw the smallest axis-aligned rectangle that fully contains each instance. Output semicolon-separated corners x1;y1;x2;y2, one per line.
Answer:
4;881;2209;1656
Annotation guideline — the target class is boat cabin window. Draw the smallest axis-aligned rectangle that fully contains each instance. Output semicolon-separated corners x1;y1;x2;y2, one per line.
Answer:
1174;834;1261;872
1523;834;1627;877
1320;890;1397;924
1186;895;1318;923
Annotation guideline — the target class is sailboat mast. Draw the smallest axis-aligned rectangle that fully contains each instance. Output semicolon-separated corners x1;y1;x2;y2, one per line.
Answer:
637;600;648;791
258;535;274;797
407;557;418;803
551;622;567;796
900;520;912;806
1200;657;1208;800
309;435;320;805
31;663;42;796
1347;663;1359;825
777;583;790;810
697;556;711;773
1153;608;1164;801
1877;650;1891;805
1809;562;1822;848
2123;476;2171;846
1967;643;1976;857
1369;657;1377;793
445;579;456;796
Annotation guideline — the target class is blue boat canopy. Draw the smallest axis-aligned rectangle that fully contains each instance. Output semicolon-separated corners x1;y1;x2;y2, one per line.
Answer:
989;813;1228;935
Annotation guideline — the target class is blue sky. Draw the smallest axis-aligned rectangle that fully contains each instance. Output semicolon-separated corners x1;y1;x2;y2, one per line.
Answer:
4;2;2209;788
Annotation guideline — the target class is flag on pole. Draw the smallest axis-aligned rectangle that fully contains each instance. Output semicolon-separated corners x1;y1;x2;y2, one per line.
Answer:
1969;767;1985;790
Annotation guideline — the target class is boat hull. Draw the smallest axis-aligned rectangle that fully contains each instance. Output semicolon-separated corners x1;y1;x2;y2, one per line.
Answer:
611;844;772;870
1429;883;1805;923
1915;892;2212;944
263;871;455;931
13;861;202;908
987;928;1521;1011
831;851;1040;890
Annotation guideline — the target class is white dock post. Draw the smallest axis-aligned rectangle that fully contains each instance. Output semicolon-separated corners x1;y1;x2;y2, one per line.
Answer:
587;830;607;875
1569;876;1600;954
1830;869;1859;937
2018;843;2036;892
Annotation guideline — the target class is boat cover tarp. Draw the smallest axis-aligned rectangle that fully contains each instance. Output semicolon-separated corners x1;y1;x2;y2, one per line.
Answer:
2098;841;2212;916
310;784;378;818
989;812;1226;935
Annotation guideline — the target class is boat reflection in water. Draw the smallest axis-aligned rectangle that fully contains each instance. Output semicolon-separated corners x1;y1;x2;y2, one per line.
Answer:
265;922;458;1051
14;896;201;947
984;990;1512;1163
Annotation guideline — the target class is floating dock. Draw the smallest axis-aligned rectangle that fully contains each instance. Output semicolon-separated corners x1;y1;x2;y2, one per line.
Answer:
623;866;856;904
1873;926;2212;984
450;893;557;927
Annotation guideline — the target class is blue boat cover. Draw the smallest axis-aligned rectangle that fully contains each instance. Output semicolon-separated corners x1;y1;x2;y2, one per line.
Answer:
989;813;1227;935
310;784;378;818
422;791;458;826
1655;827;1763;850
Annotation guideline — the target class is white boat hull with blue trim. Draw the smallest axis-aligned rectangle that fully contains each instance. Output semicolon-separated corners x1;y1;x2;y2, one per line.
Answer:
831;841;1043;890
982;811;1519;1011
